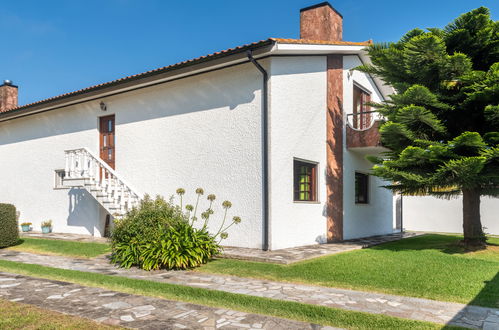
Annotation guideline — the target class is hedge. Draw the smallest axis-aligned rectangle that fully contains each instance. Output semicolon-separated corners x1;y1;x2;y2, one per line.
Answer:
0;203;19;248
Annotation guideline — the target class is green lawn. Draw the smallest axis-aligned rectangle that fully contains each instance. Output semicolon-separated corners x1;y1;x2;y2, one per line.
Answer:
199;234;499;308
7;237;110;258
0;260;457;330
0;299;118;329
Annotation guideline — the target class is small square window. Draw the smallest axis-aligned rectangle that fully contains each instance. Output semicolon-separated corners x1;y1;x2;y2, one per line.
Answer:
294;160;318;202
54;169;67;189
355;172;369;204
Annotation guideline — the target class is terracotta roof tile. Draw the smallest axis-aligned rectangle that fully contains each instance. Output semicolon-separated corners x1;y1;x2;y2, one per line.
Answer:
271;38;372;46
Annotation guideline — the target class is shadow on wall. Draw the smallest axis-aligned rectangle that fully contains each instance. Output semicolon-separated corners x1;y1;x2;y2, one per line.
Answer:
0;64;261;147
67;188;98;235
324;94;344;242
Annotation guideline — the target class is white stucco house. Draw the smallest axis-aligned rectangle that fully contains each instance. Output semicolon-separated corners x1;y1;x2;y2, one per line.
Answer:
0;2;396;250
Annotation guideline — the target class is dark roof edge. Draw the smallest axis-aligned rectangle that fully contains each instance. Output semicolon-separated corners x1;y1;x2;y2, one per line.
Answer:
299;2;343;19
0;39;275;119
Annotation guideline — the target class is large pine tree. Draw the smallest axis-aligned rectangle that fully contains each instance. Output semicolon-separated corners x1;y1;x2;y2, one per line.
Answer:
359;7;498;247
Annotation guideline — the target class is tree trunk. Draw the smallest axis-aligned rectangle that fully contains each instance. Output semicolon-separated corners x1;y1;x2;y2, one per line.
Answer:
462;189;485;248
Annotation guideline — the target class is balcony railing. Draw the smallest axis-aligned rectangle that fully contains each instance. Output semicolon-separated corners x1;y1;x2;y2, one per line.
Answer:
346;110;382;131
346;111;386;151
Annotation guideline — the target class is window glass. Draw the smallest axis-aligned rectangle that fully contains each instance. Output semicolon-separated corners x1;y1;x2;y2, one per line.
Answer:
355;172;369;204
294;160;317;202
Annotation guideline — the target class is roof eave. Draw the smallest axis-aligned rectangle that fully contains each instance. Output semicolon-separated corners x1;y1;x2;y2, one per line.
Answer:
0;39;276;122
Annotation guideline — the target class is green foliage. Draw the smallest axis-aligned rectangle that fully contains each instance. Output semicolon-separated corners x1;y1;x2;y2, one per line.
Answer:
112;221;220;270
111;195;185;244
40;220;52;228
0;204;19;248
358;7;498;244
358;7;499;199
110;190;243;271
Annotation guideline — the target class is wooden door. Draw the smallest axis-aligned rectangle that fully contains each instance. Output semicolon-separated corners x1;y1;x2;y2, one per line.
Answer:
99;115;115;169
353;86;372;130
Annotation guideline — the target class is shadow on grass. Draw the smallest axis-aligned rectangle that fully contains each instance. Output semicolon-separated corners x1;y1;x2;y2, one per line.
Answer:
13;239;25;247
469;271;499;308
448;271;499;327
370;233;498;255
0;239;25;250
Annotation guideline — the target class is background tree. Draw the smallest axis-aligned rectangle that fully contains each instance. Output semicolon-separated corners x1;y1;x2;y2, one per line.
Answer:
359;7;498;247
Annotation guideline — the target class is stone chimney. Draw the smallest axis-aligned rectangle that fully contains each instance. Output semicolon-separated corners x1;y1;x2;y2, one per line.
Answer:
0;80;18;112
300;2;343;42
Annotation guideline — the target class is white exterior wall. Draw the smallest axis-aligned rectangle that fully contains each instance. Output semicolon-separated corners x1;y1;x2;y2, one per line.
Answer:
268;56;328;249
0;109;105;236
0;62;265;248
403;196;499;235
342;55;394;239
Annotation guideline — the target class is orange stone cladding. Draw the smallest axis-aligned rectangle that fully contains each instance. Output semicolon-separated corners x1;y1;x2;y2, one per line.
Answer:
300;3;345;241
326;55;344;242
0;85;18;113
300;3;342;42
346;121;383;149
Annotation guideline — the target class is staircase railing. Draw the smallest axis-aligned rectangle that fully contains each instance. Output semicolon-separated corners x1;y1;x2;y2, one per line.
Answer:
64;147;142;213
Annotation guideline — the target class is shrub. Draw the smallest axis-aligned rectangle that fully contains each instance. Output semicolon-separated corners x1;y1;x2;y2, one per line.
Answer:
41;220;52;228
111;195;185;244
110;190;242;271
112;221;219;270
0;203;19;248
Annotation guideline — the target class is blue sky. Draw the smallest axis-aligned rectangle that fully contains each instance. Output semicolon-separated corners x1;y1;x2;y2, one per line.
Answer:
2;0;497;105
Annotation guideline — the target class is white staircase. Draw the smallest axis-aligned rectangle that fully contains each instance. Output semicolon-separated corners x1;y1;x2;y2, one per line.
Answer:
63;148;141;216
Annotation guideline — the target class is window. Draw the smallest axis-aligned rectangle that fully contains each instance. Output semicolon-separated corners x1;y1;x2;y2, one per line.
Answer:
54;169;67;189
353;84;372;130
355;172;369;204
294;160;318;202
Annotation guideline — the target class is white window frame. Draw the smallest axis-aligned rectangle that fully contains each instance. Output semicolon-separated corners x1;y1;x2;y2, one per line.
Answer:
54;169;68;189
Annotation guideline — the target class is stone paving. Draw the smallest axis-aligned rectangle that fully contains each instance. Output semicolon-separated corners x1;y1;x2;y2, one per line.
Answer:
1;250;498;328
21;231;420;264
21;231;109;243
222;232;421;264
0;271;338;329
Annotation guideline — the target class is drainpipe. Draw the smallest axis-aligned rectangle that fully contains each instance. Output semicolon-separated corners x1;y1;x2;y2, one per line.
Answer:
247;50;269;251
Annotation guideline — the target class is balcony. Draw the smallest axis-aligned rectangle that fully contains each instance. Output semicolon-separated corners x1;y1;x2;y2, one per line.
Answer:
346;111;388;153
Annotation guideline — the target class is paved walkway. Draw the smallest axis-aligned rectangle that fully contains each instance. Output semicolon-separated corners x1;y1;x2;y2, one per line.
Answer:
222;232;421;264
1;250;498;329
0;272;337;329
21;231;109;243
21;231;421;264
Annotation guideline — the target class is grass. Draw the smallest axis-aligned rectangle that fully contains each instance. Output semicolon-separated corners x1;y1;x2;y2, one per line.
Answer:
0;260;458;330
199;234;499;308
0;299;118;329
7;237;110;258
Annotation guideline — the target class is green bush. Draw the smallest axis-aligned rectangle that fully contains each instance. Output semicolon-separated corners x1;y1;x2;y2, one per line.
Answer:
111;195;185;244
110;195;221;270
0;204;19;248
112;221;219;270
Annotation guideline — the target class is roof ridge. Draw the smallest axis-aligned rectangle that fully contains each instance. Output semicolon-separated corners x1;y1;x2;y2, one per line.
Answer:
271;38;372;46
